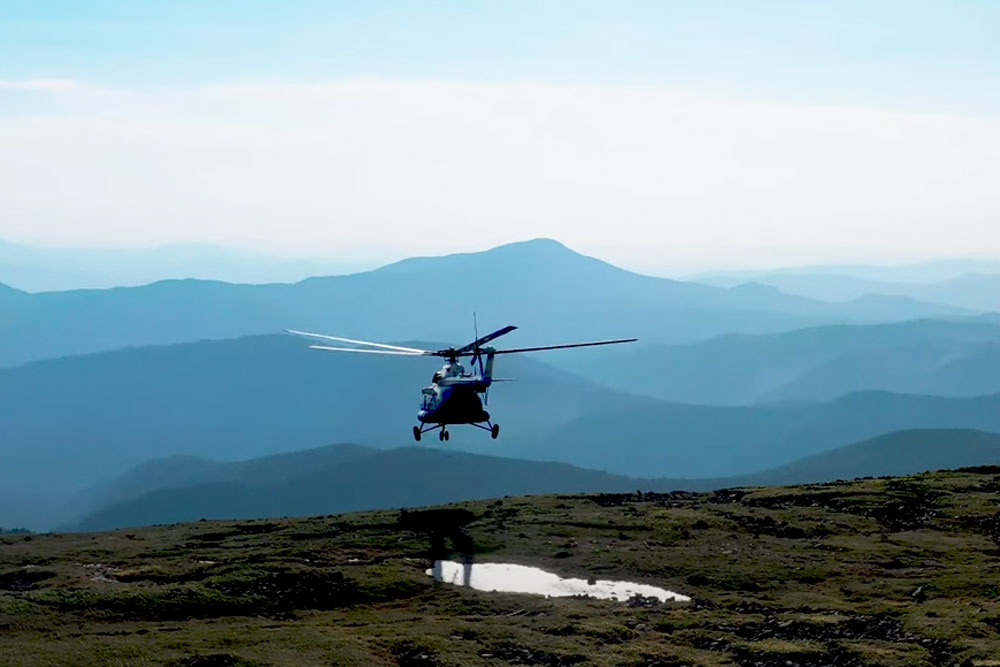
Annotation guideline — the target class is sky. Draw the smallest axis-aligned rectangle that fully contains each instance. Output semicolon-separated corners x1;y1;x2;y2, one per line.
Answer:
1;1;999;273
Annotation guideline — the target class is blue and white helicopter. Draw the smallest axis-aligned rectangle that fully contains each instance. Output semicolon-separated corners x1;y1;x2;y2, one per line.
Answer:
286;325;635;442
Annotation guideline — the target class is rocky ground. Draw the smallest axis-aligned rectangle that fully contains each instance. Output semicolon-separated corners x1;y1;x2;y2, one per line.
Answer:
2;468;1000;666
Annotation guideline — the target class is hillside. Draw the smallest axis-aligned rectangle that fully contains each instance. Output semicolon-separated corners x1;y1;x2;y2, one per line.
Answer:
562;318;1000;405
3;470;1000;665
68;447;683;532
0;281;27;303
699;266;1000;312
501;391;1000;478
77;443;381;515
0;238;369;292
69;429;1000;533
741;428;1000;485
765;339;1000;403
0;239;965;368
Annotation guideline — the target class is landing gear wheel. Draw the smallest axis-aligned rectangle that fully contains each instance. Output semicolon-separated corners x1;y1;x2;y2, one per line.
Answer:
444;430;450;441
491;424;500;440
438;430;445;441
412;426;421;442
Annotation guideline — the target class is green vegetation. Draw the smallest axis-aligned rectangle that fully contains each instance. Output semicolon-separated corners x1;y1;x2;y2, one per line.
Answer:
3;469;1000;665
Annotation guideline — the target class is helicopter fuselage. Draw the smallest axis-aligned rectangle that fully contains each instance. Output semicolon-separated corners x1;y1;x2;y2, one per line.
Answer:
416;359;492;425
286;325;636;442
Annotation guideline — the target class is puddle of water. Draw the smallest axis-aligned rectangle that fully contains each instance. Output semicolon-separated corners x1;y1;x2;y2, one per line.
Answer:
427;560;690;603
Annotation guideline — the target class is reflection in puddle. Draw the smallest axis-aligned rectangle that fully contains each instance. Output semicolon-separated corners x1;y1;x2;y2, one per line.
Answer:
427;560;690;603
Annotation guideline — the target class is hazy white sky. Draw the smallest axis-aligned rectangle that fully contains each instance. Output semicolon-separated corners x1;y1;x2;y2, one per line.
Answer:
2;2;999;273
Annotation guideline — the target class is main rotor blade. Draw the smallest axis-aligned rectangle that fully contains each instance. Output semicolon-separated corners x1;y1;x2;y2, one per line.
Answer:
285;330;428;354
493;338;637;355
455;325;518;354
308;345;425;356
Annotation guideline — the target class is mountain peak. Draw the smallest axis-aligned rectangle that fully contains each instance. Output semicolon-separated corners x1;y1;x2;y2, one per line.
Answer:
730;281;783;294
0;281;26;295
443;237;579;259
476;237;596;262
493;237;572;252
367;237;608;277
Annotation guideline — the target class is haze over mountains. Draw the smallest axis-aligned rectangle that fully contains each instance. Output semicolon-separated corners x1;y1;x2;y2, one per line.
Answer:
0;239;373;292
569;318;1000;404
0;239;972;368
501;391;1000;478
2;238;999;532
697;257;1000;284
698;261;1000;312
7;236;997;301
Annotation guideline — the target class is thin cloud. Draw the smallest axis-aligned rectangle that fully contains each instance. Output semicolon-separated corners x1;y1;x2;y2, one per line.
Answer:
1;79;997;271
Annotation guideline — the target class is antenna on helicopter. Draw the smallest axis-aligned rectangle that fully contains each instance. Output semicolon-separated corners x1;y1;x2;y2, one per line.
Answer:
285;325;636;441
472;312;483;377
473;312;491;403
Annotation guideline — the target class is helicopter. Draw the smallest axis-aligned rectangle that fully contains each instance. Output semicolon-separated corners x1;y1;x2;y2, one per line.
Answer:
286;325;636;442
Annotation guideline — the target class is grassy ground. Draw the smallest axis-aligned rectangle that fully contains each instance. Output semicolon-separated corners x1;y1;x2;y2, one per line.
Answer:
2;469;1000;666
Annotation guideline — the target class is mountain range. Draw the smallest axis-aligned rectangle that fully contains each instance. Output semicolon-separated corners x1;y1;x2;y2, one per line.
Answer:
0;239;374;292
0;239;970;368
67;446;669;532
66;428;1000;532
7;326;1000;495
564;317;1000;404
698;263;1000;312
499;390;1000;478
4;238;1000;533
5;326;1000;529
